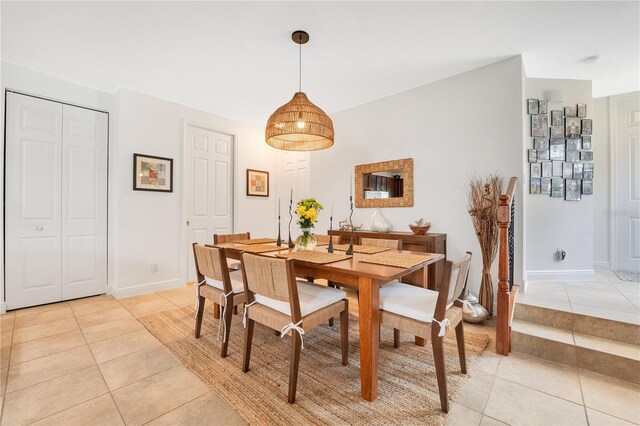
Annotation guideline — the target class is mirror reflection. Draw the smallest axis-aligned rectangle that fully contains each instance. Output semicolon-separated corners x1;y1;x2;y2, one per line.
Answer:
363;170;404;199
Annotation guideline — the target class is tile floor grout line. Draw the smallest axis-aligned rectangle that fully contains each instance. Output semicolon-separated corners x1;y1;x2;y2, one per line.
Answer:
105;355;180;393
7;334;87;367
139;388;209;426
0;314;17;424
23;391;113;426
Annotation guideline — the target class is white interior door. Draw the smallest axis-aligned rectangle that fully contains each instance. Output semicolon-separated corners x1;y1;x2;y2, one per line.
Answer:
185;125;234;282
613;93;640;272
61;104;108;300
279;151;310;210
5;93;63;310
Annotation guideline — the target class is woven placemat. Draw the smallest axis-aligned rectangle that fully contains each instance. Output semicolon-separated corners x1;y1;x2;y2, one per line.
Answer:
332;244;391;254
359;252;433;268
235;238;277;245
276;251;351;264
235;244;284;253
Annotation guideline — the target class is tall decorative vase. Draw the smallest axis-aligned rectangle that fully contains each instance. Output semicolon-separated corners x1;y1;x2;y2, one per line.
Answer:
295;228;317;251
371;208;392;233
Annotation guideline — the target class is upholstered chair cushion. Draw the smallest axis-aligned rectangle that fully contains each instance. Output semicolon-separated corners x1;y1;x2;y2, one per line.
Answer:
380;282;452;323
255;281;346;317
205;270;245;293
227;259;242;270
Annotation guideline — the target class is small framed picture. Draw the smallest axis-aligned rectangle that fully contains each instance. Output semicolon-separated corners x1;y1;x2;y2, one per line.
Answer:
564;106;577;117
527;99;539;114
584;163;594;179
550;143;565;161
562;162;573;178
528;149;537;162
565;179;582;201
534;138;549;149
573;162;584;179
566;150;580;162
133;153;174;192
530;178;541;194
531;162;542;178
581;119;593;135
551;178;564;198
537;149;550;160
541;177;551;194
582;179;593;195
581;151;593;161
538;100;548;114
531;114;549;137
582;135;592;150
577;103;587;118
550;126;564;138
552;161;563;177
566;138;581;151
246;169;270;197
542;161;552;178
565;117;581;137
551;110;563;126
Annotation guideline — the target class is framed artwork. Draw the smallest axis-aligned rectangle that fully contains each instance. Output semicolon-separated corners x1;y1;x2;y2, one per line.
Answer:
581;151;593;161
566;138;581;151
530;178;541;194
573;162;584;179
541;177;551;194
531;162;542;178
550;140;565;160
538;100;548;114
534;138;549;149
566;150;580;162
550;126;564;138
542;161;552;178
582;179;593;195
528;149;537;162
582;119;593;135
246;169;269;197
582;135;592;150
537;149;550;160
564;106;577;117
577;103;587;118
562;162;573;178
551;110;563;126
565;117;581;137
531;114;549;137
551;178;564;198
584;163;594;179
565;179;582;201
133;153;173;192
552;161;563;177
527;99;539;114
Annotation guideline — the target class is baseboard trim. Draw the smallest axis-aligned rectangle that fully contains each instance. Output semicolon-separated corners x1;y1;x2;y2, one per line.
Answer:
593;261;611;271
525;270;596;282
0;302;6;315
112;278;185;299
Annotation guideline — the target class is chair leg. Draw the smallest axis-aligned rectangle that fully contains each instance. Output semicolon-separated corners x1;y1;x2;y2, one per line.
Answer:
328;281;336;327
455;321;467;374
393;328;400;348
213;303;220;319
242;319;255;373
233;305;239;315
220;298;234;358
287;330;302;403
340;304;349;366
432;335;449;412
194;295;206;338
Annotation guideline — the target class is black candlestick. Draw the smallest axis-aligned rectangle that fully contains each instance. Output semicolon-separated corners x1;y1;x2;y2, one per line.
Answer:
328;216;334;253
345;196;355;255
276;215;282;246
288;200;295;248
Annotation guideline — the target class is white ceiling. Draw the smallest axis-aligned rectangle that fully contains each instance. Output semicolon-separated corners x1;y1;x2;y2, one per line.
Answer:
2;1;638;125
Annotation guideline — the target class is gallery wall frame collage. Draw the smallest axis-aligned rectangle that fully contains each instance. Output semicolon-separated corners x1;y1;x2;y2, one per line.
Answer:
527;99;593;201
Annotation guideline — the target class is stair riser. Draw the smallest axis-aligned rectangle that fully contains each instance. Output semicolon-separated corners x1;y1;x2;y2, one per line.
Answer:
511;331;577;365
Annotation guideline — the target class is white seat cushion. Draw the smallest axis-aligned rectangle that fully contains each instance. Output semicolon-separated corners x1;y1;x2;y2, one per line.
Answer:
380;282;440;323
227;259;242;270
255;281;346;317
205;270;245;294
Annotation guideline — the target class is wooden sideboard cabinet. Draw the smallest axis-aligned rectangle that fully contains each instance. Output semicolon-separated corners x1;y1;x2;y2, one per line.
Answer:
327;229;447;290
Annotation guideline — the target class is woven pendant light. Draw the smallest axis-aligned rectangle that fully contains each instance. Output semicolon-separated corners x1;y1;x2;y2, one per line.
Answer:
266;31;334;151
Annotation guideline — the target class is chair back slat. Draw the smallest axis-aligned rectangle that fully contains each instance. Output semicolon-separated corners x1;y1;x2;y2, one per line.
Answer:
193;243;225;283
361;237;402;250
214;232;250;244
445;252;472;306
241;253;292;303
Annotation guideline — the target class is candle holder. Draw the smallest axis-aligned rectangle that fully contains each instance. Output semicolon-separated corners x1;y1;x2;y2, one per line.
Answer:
345;196;355;255
288;200;295;248
328;216;334;253
276;215;282;246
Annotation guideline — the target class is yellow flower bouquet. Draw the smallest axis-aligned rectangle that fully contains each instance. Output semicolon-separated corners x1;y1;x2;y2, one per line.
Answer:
294;198;323;250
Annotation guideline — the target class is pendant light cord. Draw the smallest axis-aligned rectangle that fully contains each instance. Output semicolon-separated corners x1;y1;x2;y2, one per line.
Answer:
298;38;302;93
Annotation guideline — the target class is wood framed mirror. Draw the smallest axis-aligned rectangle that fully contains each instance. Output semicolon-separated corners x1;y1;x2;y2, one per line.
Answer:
355;158;414;208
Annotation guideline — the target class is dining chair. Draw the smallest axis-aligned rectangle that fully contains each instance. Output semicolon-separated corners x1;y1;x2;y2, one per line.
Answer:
240;252;350;403
360;237;403;250
192;243;246;358
213;232;250;271
313;234;330;245
379;251;472;412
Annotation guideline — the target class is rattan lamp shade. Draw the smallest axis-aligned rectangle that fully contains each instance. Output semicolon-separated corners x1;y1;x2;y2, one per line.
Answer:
265;92;334;151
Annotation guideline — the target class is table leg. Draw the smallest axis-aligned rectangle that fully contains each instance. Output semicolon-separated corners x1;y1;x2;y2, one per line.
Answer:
415;264;430;347
358;276;380;401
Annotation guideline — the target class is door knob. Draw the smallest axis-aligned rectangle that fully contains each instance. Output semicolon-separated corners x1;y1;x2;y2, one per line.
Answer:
186;220;190;226
35;226;43;231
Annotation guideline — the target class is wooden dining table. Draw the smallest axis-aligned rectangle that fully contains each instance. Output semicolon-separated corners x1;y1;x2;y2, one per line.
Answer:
215;241;444;402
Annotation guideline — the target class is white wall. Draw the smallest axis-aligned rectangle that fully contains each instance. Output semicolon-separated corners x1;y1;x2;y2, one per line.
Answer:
593;97;610;270
310;56;525;297
524;78;595;281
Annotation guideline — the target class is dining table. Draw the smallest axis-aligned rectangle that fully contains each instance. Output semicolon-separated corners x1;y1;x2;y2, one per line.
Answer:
214;240;445;402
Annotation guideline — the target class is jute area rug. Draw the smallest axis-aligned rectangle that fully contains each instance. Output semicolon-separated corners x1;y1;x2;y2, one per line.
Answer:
139;303;488;425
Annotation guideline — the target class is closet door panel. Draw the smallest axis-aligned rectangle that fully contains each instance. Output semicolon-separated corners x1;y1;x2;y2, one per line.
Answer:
61;104;108;300
5;93;63;309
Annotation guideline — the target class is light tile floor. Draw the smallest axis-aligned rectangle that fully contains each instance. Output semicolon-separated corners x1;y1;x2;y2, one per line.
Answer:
0;273;637;425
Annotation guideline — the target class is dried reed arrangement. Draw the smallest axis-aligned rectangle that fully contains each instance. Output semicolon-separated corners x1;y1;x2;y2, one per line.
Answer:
468;174;503;317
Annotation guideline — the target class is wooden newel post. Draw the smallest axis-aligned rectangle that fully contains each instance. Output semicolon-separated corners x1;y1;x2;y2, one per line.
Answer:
496;194;511;355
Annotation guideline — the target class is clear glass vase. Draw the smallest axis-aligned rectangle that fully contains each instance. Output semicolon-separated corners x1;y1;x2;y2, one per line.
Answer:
295;228;317;251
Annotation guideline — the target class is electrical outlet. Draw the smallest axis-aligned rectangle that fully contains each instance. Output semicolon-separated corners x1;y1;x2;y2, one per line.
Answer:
152;263;159;272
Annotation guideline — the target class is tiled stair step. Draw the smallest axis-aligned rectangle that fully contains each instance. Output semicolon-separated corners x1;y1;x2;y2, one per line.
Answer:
511;319;640;385
514;302;640;345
